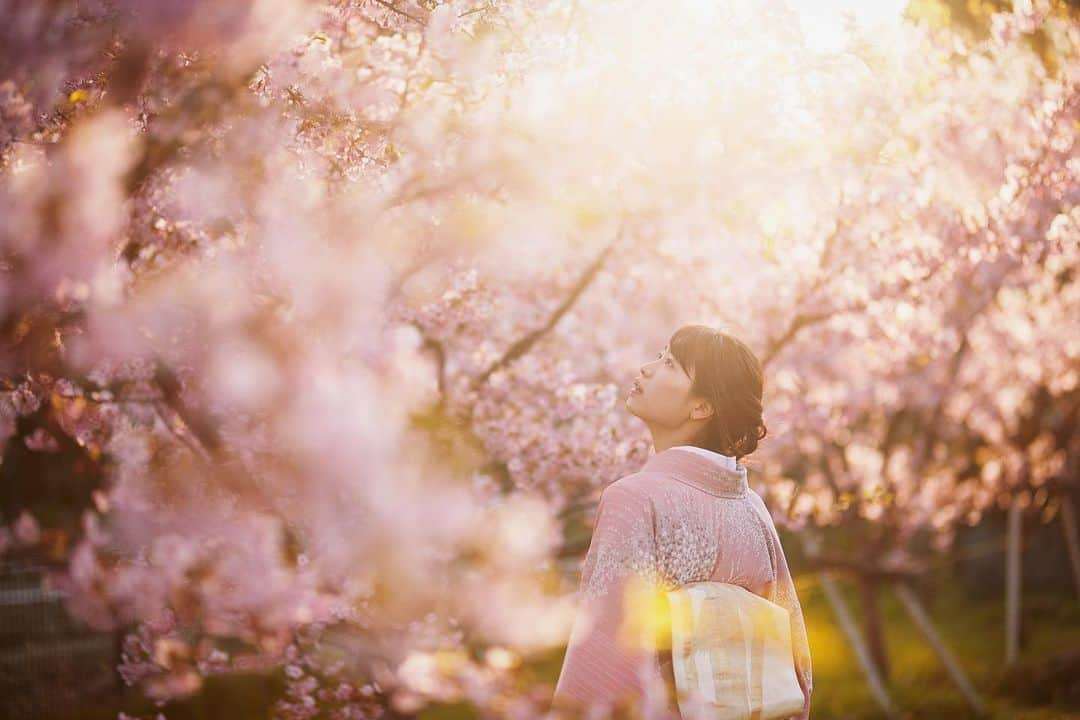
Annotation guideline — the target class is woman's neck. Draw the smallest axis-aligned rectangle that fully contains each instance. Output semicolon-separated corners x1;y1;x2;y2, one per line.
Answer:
648;423;707;454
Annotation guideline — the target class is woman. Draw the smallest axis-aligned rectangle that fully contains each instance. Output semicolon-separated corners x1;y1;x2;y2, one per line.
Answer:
552;325;812;720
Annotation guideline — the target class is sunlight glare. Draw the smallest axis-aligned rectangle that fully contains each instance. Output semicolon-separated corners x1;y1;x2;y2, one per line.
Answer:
786;0;907;53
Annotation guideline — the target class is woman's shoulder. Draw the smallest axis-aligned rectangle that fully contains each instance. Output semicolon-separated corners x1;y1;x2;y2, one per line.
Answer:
601;468;689;509
747;483;781;513
598;471;675;514
601;471;650;498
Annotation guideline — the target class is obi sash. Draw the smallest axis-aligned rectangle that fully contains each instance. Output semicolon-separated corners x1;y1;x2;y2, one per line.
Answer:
666;582;805;720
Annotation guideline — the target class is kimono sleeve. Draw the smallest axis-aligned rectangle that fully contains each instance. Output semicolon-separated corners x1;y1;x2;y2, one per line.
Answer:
765;519;813;720
553;482;670;717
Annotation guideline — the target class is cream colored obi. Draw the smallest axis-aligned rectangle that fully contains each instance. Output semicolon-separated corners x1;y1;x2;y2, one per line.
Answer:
666;582;805;720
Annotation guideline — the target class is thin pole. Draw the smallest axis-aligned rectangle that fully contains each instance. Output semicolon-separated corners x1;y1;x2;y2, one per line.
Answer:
800;531;900;716
817;572;900;718
893;582;988;717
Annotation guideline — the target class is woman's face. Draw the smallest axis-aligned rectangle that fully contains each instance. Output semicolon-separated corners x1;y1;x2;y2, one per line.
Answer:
627;343;703;427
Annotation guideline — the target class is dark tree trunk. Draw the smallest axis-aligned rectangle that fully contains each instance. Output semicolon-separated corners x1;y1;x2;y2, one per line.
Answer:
859;574;890;682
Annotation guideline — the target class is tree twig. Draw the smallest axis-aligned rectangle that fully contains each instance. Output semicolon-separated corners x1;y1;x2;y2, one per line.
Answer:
373;0;426;25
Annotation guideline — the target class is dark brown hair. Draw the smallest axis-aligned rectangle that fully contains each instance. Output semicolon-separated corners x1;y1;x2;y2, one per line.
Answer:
668;324;767;461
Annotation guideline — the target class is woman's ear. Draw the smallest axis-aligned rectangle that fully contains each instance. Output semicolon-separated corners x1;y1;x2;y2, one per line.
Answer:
690;399;714;421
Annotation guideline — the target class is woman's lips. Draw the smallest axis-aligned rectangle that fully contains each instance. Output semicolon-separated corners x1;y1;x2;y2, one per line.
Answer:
630;380;644;395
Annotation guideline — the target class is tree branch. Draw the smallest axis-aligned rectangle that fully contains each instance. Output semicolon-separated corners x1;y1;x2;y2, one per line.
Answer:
471;234;618;391
373;0;426;25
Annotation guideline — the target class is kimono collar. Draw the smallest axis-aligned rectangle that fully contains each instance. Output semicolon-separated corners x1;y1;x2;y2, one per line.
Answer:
640;446;749;498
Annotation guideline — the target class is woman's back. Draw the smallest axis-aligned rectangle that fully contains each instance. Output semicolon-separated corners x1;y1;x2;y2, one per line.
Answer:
554;448;812;720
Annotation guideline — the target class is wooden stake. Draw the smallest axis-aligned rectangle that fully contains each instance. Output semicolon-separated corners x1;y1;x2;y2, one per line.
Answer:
1060;493;1080;602
818;572;900;718
1005;499;1023;666
893;582;989;717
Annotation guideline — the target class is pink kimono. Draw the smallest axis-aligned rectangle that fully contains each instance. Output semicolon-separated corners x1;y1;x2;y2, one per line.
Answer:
553;447;812;720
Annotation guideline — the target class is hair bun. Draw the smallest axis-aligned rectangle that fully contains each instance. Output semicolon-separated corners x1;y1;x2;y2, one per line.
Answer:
732;419;767;458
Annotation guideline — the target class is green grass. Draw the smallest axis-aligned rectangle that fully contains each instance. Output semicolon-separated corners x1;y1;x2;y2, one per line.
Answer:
792;574;1080;719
